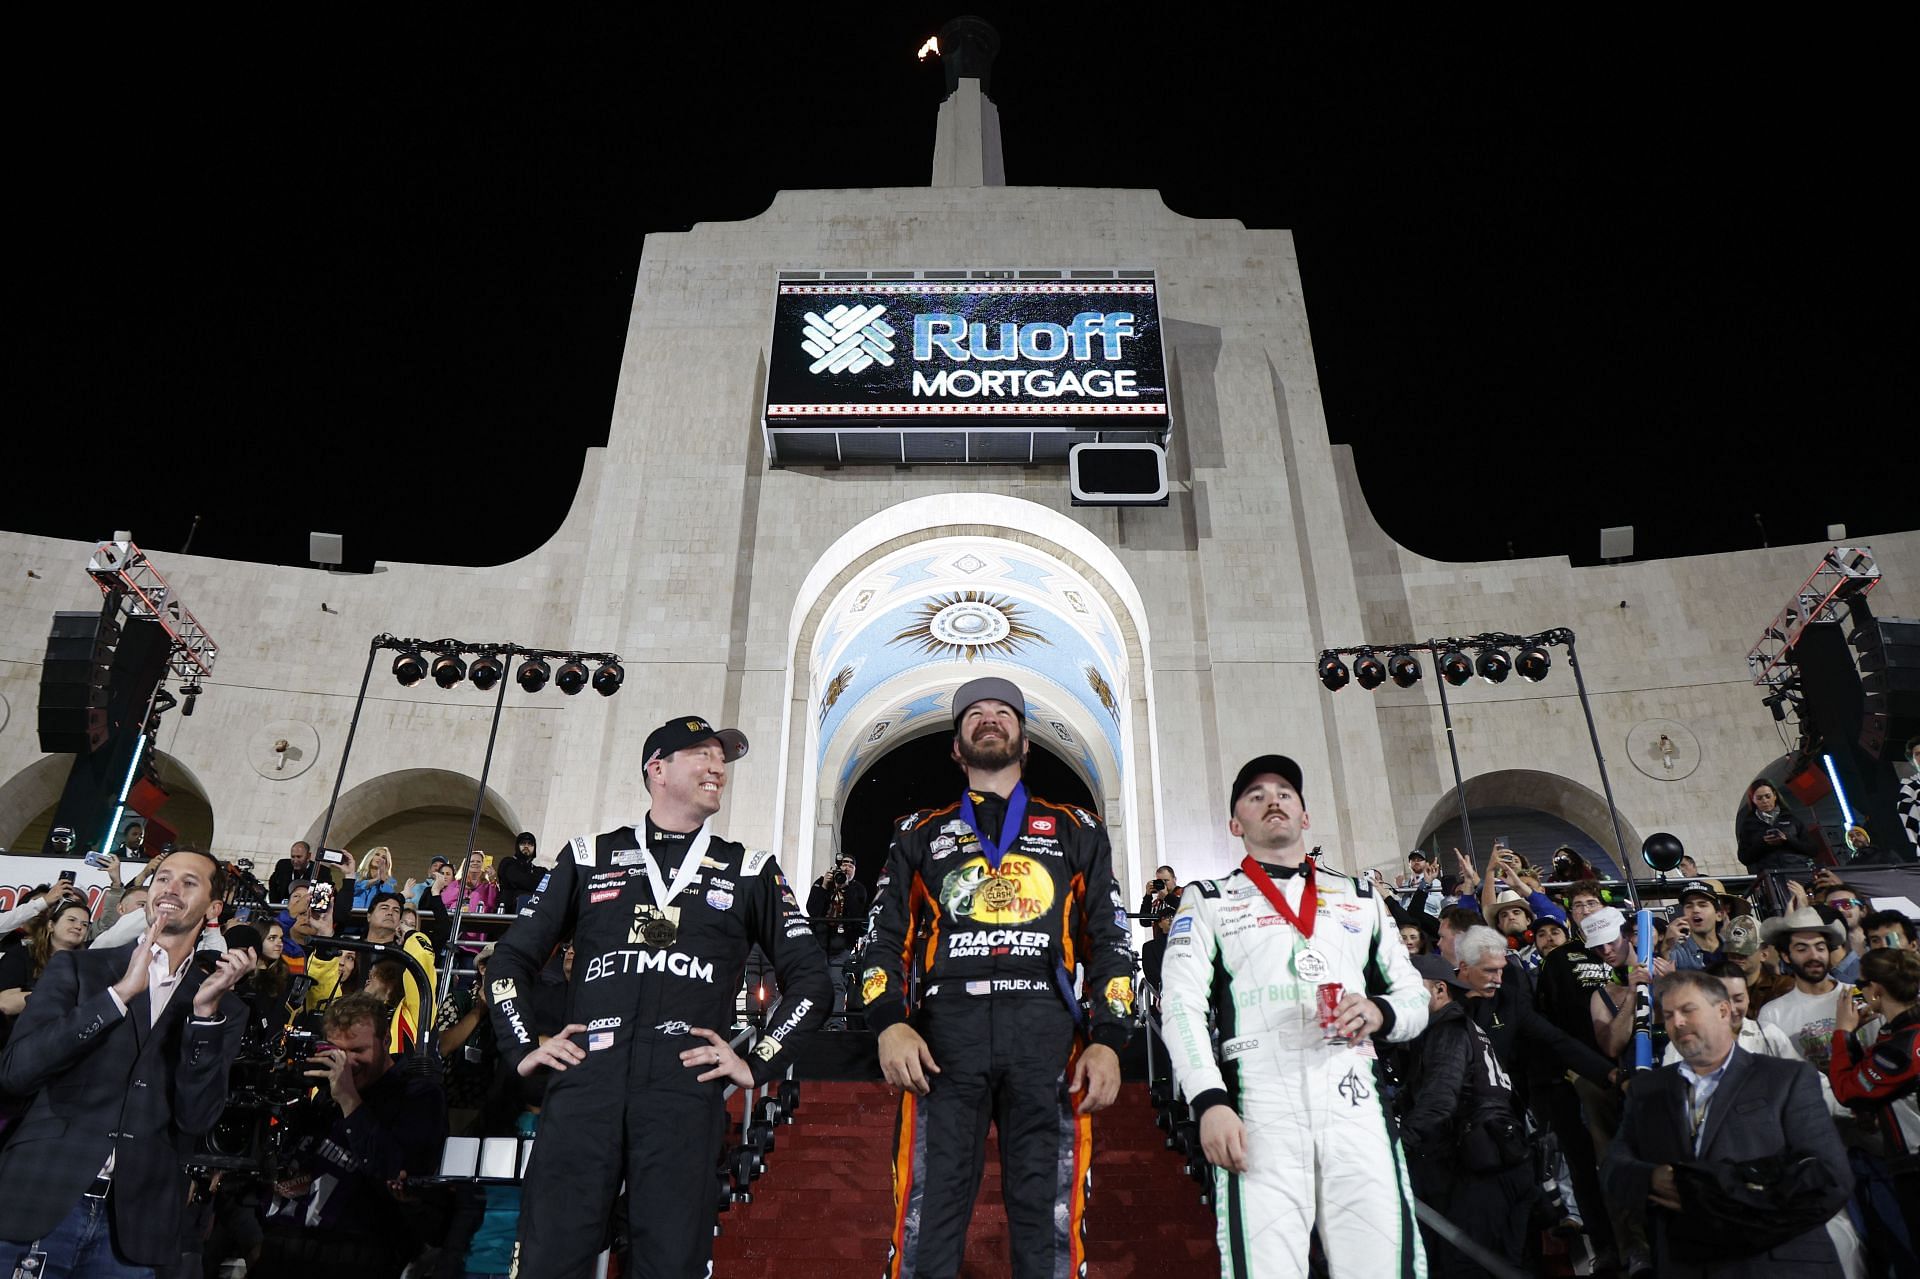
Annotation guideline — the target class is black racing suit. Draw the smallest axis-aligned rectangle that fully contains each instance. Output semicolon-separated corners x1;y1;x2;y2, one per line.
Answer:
863;789;1134;1279
487;819;831;1279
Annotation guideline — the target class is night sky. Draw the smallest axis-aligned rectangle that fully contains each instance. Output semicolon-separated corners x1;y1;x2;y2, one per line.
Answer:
12;12;1911;574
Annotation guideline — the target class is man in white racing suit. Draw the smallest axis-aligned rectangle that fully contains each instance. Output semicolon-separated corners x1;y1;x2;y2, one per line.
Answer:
1160;754;1431;1278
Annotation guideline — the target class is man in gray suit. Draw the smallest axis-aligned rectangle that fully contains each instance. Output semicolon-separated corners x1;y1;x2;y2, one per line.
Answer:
1605;968;1852;1276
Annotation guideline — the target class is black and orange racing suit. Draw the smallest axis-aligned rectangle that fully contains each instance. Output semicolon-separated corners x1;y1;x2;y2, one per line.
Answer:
862;787;1135;1279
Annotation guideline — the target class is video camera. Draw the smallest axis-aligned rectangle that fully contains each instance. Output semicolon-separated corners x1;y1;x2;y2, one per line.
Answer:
195;1025;331;1175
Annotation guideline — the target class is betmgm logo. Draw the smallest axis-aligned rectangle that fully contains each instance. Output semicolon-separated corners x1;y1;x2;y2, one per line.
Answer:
803;304;896;375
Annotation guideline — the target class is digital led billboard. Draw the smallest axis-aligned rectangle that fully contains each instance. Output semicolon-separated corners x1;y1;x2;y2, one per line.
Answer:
762;276;1170;465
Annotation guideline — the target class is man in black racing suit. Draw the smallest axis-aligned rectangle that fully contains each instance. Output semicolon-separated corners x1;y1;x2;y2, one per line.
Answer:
865;677;1135;1279
487;714;831;1279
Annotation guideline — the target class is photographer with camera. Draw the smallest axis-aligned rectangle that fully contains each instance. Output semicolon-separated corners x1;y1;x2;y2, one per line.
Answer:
1137;863;1181;988
807;853;868;1022
0;848;252;1276
258;991;448;1276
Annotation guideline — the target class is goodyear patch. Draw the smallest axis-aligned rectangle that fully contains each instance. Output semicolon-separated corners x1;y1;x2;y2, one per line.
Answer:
1170;916;1194;936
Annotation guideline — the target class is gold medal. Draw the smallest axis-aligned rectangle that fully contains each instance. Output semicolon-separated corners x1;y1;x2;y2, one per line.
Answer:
979;877;1017;911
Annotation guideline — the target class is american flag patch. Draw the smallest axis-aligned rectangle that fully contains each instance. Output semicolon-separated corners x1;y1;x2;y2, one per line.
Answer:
589;1032;614;1051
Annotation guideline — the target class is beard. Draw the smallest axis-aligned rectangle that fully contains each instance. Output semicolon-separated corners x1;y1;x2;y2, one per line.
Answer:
1787;956;1828;984
956;724;1024;771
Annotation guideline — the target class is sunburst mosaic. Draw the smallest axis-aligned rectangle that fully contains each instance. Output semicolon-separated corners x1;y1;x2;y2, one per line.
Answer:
889;591;1049;663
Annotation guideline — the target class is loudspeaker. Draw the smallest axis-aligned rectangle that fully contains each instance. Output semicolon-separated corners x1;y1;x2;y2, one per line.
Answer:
1852;604;1920;762
36;607;120;753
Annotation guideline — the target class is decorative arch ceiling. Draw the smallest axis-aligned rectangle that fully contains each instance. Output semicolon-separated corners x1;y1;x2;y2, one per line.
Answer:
810;538;1129;799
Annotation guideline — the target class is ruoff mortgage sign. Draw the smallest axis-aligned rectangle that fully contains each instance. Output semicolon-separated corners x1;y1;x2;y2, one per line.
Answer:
762;276;1169;465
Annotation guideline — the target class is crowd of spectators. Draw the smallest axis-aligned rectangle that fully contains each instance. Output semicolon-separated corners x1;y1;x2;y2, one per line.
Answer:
0;836;549;1277
1350;803;1920;1277
0;750;1916;1277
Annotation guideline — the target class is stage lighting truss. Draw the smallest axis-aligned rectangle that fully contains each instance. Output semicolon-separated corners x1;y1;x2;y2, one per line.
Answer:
1317;628;1577;697
370;635;623;698
1746;545;1880;692
86;540;220;680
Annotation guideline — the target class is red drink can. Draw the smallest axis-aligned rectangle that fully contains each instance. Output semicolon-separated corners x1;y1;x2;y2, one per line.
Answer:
1317;982;1347;1042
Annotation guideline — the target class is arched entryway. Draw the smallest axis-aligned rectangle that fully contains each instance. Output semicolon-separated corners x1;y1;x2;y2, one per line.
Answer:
775;496;1160;903
1414;768;1644;878
304;768;523;884
837;727;1098;885
0;751;215;854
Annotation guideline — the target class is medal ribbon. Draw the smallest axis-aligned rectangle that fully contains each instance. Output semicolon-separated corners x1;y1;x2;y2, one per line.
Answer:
635;821;712;908
959;783;1029;872
1239;854;1317;941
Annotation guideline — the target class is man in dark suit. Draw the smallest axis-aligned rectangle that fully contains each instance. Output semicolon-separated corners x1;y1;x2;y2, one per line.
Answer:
0;847;254;1276
1605;968;1853;1277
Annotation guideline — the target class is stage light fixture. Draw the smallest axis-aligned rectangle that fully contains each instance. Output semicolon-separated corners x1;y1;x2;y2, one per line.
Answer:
555;658;589;696
431;652;467;689
1387;651;1422;688
516;657;551;693
1516;644;1552;682
592;660;624;697
469;654;505;691
181;682;202;716
1475;648;1512;684
1353;651;1387;691
1317;653;1350;691
1438;648;1473;686
393;649;428;687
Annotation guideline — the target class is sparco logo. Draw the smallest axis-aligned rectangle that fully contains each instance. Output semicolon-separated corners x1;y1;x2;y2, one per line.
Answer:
803;304;895;375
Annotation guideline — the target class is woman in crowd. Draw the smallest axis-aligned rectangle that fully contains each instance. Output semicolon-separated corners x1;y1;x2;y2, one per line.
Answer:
1400;923;1430;956
443;852;499;955
1736;778;1818;872
0;898;91;1030
246;919;301;1031
352;846;401;908
1830;947;1920;1273
442;851;499;916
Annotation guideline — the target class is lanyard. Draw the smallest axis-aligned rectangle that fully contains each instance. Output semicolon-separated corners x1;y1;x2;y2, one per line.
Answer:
1239;854;1318;941
959;783;1028;871
634;822;712;907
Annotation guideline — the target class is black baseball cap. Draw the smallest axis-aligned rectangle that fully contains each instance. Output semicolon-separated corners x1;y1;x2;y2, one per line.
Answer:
1676;879;1720;905
644;715;748;768
1229;755;1305;815
952;677;1026;729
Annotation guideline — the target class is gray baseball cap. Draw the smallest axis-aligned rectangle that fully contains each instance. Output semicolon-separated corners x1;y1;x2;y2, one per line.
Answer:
953;677;1026;729
1412;953;1469;990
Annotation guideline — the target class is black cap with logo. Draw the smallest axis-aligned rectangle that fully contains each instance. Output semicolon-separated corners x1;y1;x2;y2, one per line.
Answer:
1676;879;1720;905
1229;755;1305;815
643;715;749;769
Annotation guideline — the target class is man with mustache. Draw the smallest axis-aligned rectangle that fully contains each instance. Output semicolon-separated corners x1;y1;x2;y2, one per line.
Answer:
1757;907;1847;1071
1160;755;1430;1277
487;714;830;1279
867;677;1134;1279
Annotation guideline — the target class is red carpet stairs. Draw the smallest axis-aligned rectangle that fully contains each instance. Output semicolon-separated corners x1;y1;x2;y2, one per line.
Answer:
711;1081;1221;1279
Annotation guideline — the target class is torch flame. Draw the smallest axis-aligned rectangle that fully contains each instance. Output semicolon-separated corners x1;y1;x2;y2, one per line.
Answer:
916;35;940;61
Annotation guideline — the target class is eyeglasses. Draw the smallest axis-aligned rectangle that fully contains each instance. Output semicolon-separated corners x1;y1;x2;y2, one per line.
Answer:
1829;899;1861;909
